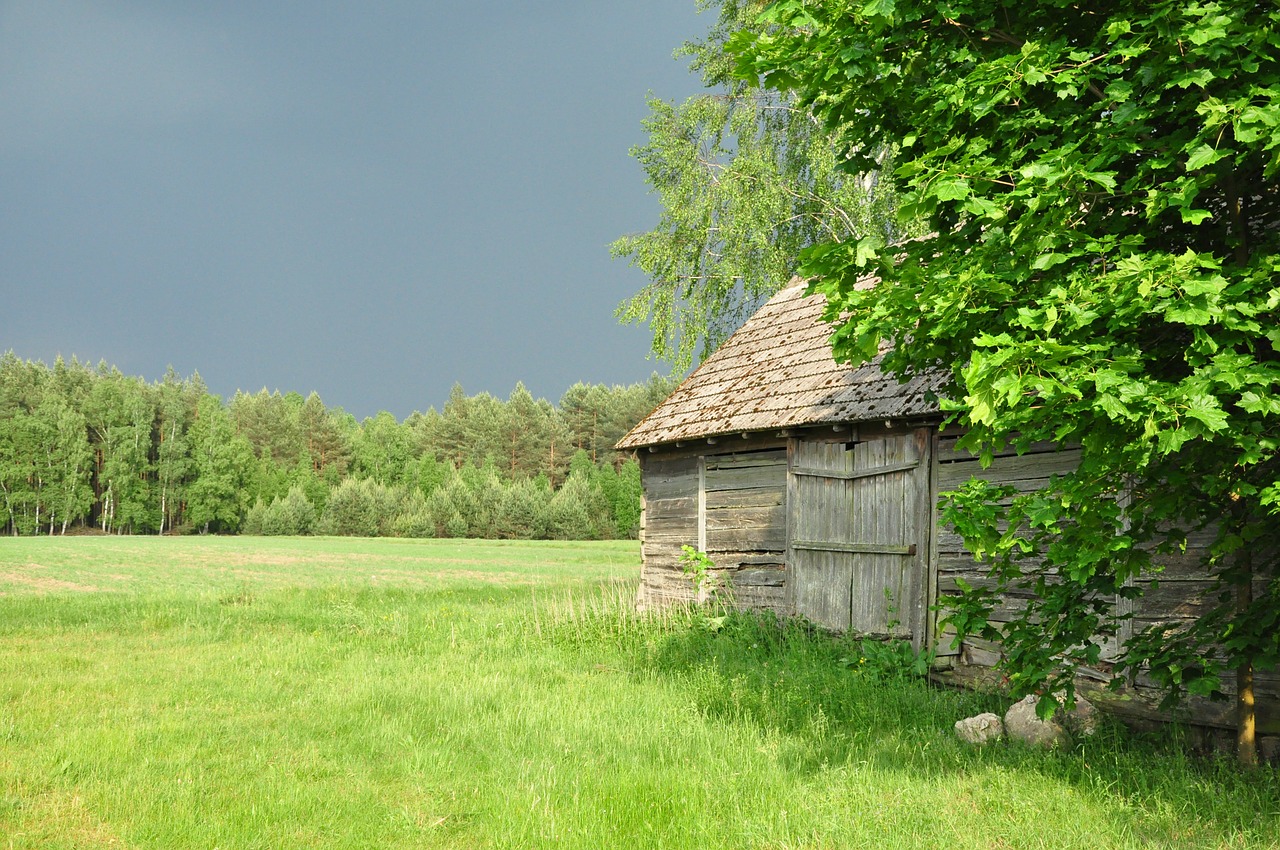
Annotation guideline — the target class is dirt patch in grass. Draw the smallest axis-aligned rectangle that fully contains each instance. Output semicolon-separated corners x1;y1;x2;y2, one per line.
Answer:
365;568;534;586
3;784;126;847
186;552;309;567
0;570;98;593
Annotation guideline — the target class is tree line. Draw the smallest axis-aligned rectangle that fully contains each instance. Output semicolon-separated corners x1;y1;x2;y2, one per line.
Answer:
0;352;677;539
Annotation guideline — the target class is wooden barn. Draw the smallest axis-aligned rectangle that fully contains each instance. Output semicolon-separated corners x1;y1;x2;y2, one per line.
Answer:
616;279;1277;736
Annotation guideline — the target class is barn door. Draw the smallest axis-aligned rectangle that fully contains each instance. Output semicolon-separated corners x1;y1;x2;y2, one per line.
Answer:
789;430;931;646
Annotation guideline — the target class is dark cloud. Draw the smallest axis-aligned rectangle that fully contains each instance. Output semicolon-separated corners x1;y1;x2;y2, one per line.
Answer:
1;1;706;418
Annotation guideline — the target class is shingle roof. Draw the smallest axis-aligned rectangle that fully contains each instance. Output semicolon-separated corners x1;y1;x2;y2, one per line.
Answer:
616;279;948;450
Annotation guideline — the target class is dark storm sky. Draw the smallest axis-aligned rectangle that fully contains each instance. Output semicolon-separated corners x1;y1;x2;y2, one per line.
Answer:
1;1;709;419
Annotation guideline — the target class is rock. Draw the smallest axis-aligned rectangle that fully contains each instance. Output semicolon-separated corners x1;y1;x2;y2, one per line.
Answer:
954;713;1004;745
1057;693;1099;737
1003;695;1067;748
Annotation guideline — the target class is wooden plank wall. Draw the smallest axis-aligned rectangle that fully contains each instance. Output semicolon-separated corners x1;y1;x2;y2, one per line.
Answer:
638;447;788;613
1122;530;1278;731
789;434;929;643
932;436;1277;732
637;455;699;608
704;449;788;613
789;440;858;632
933;438;1082;668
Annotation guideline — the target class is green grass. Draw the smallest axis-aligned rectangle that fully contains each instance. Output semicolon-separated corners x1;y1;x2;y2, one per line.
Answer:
0;536;1276;849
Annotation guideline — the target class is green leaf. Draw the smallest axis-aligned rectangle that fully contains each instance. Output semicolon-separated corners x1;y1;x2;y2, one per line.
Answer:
1173;68;1216;89
1185;397;1229;432
1106;20;1131;39
967;394;995;426
1020;162;1065;184
1188;18;1229;46
854;235;883;268
932;177;971;201
1240;391;1280;415
1185;144;1225;171
1165;299;1214;325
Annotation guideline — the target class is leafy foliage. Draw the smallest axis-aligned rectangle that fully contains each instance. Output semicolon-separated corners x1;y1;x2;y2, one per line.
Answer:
0;354;668;540
613;0;912;370
736;0;1280;716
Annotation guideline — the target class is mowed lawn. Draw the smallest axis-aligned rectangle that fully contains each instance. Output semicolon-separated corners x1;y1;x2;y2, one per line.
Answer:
0;537;1276;849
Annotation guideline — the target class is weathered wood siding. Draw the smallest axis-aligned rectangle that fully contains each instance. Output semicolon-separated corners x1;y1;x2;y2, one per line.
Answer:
638;448;788;612
789;430;932;647
933;438;1082;665
1120;528;1278;732
704;449;788;612
932;436;1277;732
637;455;699;608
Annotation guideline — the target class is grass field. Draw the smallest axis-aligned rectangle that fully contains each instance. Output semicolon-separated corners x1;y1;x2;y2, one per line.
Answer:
0;536;1276;849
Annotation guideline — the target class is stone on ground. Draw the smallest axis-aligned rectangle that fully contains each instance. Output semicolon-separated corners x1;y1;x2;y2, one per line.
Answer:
954;712;1004;745
1003;695;1067;747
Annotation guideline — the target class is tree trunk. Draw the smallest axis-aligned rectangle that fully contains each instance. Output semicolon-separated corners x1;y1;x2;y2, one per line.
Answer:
1238;657;1257;769
1236;548;1258;769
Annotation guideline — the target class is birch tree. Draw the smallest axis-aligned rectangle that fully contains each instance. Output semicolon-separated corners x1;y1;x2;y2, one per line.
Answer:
613;0;909;369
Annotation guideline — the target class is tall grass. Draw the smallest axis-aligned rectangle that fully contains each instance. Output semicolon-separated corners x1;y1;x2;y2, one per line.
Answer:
0;537;1276;848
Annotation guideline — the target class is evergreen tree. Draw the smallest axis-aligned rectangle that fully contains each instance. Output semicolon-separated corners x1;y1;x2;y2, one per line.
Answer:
390;489;435;538
230;389;306;466
434;384;474;469
319;478;401;537
259;485;317;536
495;478;551;539
498;383;544;479
299;392;351;478
242;498;268;536
547;452;617;540
535;398;574;487
425;471;479;538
